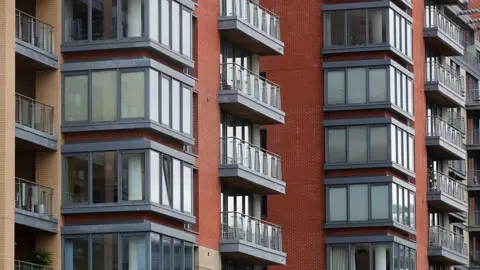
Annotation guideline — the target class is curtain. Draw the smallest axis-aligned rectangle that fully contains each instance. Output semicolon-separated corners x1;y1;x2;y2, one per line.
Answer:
65;240;74;270
331;246;348;270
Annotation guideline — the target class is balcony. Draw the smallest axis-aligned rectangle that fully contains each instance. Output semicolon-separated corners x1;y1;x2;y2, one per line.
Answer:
218;0;284;55
15;260;52;270
220;212;286;265
428;226;468;265
15;93;56;151
15;10;57;69
219;63;285;125
425;62;465;108
427;170;467;213
426;116;466;160
219;137;285;194
15;177;57;233
449;160;466;179
424;8;464;56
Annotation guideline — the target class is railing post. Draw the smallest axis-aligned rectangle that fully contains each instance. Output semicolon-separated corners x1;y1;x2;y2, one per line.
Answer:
30;17;35;45
51;189;55;216
30;98;35;129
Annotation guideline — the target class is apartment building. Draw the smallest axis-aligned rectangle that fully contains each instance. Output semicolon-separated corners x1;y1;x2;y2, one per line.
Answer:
0;0;288;268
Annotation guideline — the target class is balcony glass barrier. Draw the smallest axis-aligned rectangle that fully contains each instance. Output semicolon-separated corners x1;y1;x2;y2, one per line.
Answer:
220;137;282;181
458;49;480;70
15;9;54;54
424;8;462;44
15;93;54;135
220;0;281;39
428;170;466;203
426;116;464;148
221;211;282;251
429;226;466;255
220;63;281;110
15;260;53;270
15;177;54;217
448;160;466;176
425;61;465;98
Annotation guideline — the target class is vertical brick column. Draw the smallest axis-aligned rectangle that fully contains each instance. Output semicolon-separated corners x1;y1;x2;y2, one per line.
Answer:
0;0;16;268
35;0;62;269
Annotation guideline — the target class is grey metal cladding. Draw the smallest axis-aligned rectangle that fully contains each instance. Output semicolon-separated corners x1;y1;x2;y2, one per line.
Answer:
15;41;59;69
62;219;196;243
62;139;196;164
15;124;58;151
15;209;59;233
62;57;195;87
325;235;416;249
324;175;416;192
323;117;415;135
323;59;414;79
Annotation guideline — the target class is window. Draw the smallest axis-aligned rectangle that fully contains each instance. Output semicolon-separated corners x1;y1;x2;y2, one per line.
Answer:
326;70;345;104
66;155;89;203
174;240;182;270
64;237;89;270
92;234;118;270
92;71;117;121
92;152;117;203
349;185;368;221
351;243;370;269
161;0;170;45
64;0;144;41
370;126;388;161
347;68;366;104
164;236;172;270
329;187;347;221
325;11;345;46
369;68;387;102
330;245;348;270
327;129;346;162
389;9;412;58
158;0;193;58
172;2;180;52
348;126;367;162
371;185;389;219
121;71;145;118
65;75;88;122
391;125;414;171
182;10;192;57
347;10;366;46
182;86;192;135
369;10;386;44
172;80;181;131
392;183;415;229
183;166;193;213
122;235;147;270
122;153;146;201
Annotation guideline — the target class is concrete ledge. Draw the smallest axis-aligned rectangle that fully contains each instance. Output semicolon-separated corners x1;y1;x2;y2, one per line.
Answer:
15;39;58;69
219;239;286;265
61;202;196;224
425;136;466;160
424;81;465;108
427;191;468;213
15;123;57;151
15;208;58;233
428;246;468;266
61;38;195;68
423;28;464;56
218;17;284;56
322;44;413;65
218;90;285;125
324;162;415;179
325;221;416;235
323;103;414;121
219;164;286;195
61;120;195;145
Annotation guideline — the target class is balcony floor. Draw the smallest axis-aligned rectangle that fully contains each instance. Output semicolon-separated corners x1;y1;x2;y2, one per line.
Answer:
15;123;57;151
423;28;464;56
15;39;57;70
15;208;58;233
426;191;467;213
425;136;466;160
424;81;465;108
428;246;468;266
219;164;286;195
219;239;287;266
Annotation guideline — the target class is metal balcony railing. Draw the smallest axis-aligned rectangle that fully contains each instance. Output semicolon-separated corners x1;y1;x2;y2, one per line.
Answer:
220;0;281;39
426;116;464;148
449;159;466;176
424;7;462;45
15;9;54;54
221;211;282;251
15;93;54;135
15;177;54;217
468;211;480;227
220;63;282;110
425;61;465;98
220;137;282;181
429;226;467;255
458;49;480;70
467;89;480;106
428;170;467;203
467;170;480;186
15;260;53;270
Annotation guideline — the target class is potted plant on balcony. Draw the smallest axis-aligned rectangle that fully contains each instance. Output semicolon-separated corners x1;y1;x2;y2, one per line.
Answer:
34;190;46;215
31;250;52;267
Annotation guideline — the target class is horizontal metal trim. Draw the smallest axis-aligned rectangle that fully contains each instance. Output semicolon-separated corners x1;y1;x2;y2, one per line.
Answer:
325;221;416;235
62;220;196;242
217;16;285;47
323;59;414;78
324;175;416;191
324;162;415;178
323;1;412;22
62;57;195;86
323;104;415;121
324;117;415;135
326;235;416;249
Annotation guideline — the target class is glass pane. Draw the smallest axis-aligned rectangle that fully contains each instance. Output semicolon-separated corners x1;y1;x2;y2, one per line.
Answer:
347;10;366;46
347;68;366;104
172;80;181;131
64;0;88;41
122;153;145;201
162;77;171;125
331;245;349;270
182;10;192;57
327;70;345;105
92;0;117;40
161;0;170;45
151;151;160;204
391;125;397;163
370;126;388;161
163;237;172;270
398;186;404;224
122;0;144;37
151;234;161;269
173;159;182;210
65;75;88;122
174;240;182;270
372;244;391;270
369;10;385;44
92;152;117;203
183;166;193;213
349;184;368;221
162;156;172;206
392;183;398;222
348;126;367;162
121;71;145;118
92;234;118;270
410;192;415;227
66;155;89;203
183;87;192;135
172;2;180;52
185;245;193;270
369;68;387;102
329;187;347;221
122;235;146;270
371;185;389;219
327;129;346;163
92;71;117;121
64;237;89;270
393;243;399;269
326;11;345;46
351;243;370;269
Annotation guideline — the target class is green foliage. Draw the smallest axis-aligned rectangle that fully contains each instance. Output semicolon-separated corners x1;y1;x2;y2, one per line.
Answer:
31;250;53;266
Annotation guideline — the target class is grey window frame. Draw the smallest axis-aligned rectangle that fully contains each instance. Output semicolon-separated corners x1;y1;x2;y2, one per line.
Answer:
157;0;193;58
325;176;416;233
63;231;194;270
326;235;416;270
323;59;414;119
